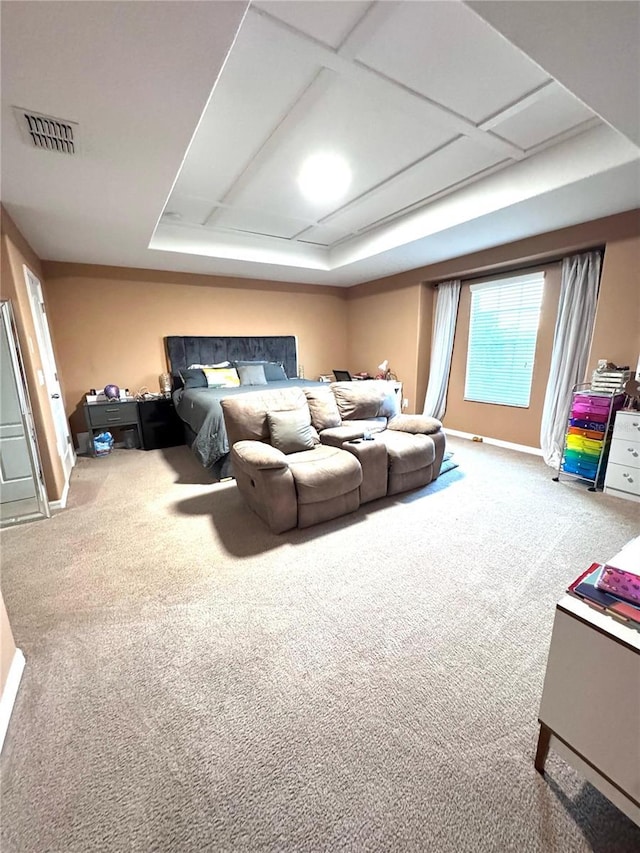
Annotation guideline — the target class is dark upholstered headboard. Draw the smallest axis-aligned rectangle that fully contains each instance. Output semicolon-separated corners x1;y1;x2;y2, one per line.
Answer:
165;336;298;382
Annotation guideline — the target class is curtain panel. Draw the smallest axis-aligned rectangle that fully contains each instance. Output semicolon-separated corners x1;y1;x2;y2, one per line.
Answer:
540;251;603;468
423;279;461;420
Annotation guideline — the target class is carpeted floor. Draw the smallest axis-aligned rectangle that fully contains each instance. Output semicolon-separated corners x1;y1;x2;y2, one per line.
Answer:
1;437;638;852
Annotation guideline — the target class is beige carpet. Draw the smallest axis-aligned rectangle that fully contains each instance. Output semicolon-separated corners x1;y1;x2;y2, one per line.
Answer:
1;437;638;852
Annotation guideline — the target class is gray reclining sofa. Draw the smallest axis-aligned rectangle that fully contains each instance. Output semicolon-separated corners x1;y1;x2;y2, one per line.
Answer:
221;380;445;533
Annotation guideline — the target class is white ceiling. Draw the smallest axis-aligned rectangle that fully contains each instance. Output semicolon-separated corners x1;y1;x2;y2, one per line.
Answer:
1;1;639;287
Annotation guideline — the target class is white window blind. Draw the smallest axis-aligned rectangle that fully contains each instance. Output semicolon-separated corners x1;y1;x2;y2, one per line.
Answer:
464;272;545;408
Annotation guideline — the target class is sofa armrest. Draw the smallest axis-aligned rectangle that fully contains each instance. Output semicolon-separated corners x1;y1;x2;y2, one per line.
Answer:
387;414;442;435
232;440;289;470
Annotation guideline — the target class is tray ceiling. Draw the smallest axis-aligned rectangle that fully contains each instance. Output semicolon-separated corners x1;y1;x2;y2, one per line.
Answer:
2;0;639;286
151;0;638;275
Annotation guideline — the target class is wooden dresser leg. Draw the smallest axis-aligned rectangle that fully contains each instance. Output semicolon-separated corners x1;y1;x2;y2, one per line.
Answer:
535;723;552;774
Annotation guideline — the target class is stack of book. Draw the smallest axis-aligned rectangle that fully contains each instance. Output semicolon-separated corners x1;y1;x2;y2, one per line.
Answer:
568;562;640;629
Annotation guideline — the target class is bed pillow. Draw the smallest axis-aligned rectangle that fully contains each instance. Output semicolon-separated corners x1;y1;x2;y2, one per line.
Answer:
264;362;288;382
202;366;240;388
188;361;231;369
267;408;317;454
233;360;288;382
237;364;268;386
180;368;208;389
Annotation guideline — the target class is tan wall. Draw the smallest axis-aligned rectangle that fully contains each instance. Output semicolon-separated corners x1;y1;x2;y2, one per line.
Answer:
1;209;66;500
588;235;640;375
346;283;424;411
42;263;349;436
0;592;17;697
347;210;640;447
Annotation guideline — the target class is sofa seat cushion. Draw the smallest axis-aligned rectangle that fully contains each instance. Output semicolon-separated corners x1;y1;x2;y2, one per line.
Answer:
319;419;387;447
388;414;442;435
287;445;362;504
376;431;435;474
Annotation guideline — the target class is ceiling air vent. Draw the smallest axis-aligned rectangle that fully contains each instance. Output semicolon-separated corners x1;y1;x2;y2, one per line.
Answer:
13;107;79;154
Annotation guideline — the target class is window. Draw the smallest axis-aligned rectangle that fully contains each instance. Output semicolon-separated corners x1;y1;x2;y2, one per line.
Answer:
464;272;545;408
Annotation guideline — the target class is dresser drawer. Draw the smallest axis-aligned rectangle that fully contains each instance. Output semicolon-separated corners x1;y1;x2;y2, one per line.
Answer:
86;401;138;428
612;411;640;441
604;462;640;497
608;438;640;469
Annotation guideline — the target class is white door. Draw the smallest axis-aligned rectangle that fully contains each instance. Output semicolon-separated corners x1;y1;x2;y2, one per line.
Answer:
23;266;75;480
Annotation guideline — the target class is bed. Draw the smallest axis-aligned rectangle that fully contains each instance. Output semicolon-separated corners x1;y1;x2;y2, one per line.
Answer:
165;335;322;478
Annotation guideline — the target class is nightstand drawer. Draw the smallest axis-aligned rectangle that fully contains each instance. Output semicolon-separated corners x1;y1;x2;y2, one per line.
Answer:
86;401;138;428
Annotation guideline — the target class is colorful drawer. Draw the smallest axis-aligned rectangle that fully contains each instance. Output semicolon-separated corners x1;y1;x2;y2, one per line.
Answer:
570;418;606;433
562;460;600;480
565;435;603;456
570;393;623;423
567;426;605;441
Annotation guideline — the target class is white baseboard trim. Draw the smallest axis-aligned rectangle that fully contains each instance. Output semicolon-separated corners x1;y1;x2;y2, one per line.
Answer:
49;475;70;510
445;428;543;457
0;648;25;751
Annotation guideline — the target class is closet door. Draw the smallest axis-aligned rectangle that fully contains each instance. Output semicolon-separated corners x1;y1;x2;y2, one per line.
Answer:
0;301;50;524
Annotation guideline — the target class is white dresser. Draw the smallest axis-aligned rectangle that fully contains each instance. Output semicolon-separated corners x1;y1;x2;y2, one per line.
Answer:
536;537;640;826
604;409;640;502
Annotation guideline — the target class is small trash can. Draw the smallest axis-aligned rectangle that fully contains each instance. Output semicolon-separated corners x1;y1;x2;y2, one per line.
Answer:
123;428;138;449
94;431;114;456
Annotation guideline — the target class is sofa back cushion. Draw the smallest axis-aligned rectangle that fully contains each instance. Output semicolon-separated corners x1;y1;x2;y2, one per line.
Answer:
331;380;400;421
304;385;342;431
221;386;313;446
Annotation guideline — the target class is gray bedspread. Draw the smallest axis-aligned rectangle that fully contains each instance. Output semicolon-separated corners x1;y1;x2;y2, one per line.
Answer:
174;379;322;470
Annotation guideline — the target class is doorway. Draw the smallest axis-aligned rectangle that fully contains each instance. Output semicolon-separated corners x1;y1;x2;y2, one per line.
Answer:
23;266;75;484
0;301;50;526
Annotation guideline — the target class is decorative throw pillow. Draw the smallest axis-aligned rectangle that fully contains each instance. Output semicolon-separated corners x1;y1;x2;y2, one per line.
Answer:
264;362;287;382
233;360;288;382
180;368;207;389
267;408;317;454
237;364;268;386
202;366;240;388
303;386;342;430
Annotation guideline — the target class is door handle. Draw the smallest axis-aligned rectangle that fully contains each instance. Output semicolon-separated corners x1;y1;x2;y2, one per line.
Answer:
51;393;60;399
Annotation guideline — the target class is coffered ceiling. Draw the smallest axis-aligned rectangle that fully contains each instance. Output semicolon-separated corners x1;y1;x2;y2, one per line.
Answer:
2;1;639;286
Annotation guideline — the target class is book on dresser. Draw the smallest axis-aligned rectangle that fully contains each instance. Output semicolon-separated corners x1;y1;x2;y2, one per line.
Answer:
567;538;640;626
